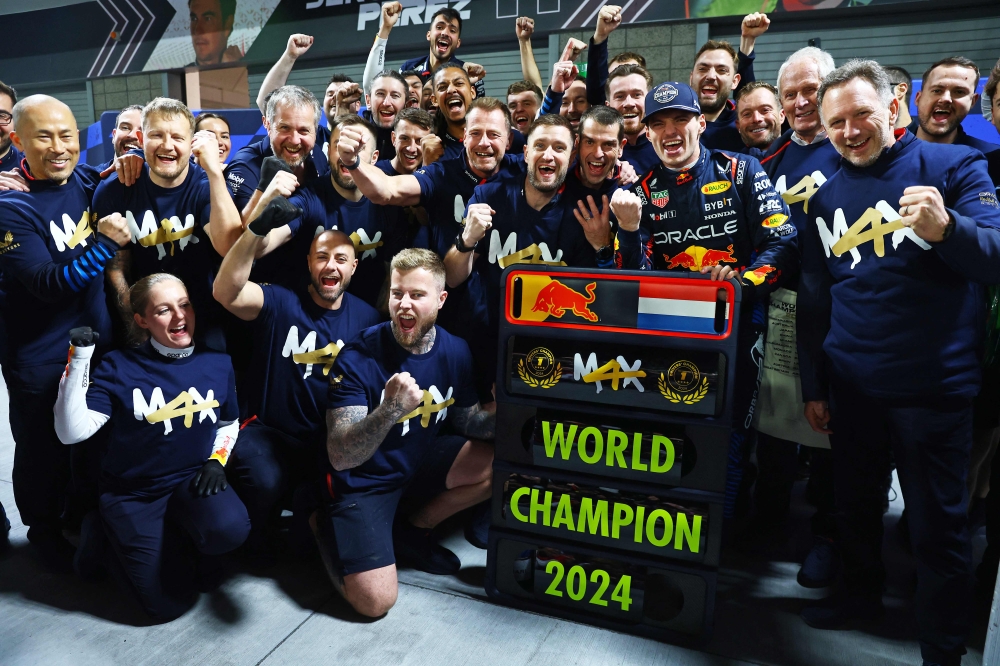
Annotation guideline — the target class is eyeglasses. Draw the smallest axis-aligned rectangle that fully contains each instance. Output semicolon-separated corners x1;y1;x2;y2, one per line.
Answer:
0;112;11;127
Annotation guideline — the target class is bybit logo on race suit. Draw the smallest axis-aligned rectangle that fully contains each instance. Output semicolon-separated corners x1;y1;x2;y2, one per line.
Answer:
489;230;565;269
775;171;827;213
126;210;199;260
50;211;94;252
350;229;382;260
282;326;344;379
817;200;930;269
664;244;737;270
574;353;646;394
133;387;219;435
531;281;598;322
385;385;456;436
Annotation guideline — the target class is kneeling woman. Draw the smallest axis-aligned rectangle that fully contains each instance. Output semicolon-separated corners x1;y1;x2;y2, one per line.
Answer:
55;273;250;620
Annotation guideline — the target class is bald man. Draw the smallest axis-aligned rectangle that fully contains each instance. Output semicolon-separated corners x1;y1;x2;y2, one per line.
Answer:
214;216;380;554
0;96;131;570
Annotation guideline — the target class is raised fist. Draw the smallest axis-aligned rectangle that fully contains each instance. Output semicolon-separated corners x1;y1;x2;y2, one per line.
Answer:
249;197;303;238
609;189;643;232
515;17;534;41
69;326;99;347
742;12;770;39
463;62;486;84
385;372;423;414
462;203;494;245
420;134;444;166
97;212;131;247
286;34;314;59
595;5;622;43
256;155;294;193
380;2;402;36
191;130;221;172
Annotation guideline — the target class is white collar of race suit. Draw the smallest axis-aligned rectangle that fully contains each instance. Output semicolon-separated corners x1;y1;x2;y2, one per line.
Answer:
791;128;828;146
150;337;194;359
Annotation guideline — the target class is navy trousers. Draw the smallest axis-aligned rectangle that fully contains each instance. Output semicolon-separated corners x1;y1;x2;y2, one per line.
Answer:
100;471;250;621
829;379;973;664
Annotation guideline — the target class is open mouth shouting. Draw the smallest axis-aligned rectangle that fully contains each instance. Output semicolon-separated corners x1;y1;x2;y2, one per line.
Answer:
434;36;452;57
929;104;954;127
168;322;189;342
513;113;531;130
584;156;608;180
377;105;397;127
660;138;686;159
396;310;417;335
535;161;557;184
442;93;466;118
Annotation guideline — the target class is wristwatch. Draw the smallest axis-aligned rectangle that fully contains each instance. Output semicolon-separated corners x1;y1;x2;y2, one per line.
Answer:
595;244;613;264
343;156;361;171
455;232;478;253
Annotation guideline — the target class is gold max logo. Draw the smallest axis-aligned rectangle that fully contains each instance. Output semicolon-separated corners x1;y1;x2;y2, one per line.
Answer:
133;387;219;435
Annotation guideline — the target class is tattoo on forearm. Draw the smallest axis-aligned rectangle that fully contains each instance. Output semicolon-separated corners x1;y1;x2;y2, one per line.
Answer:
451;403;495;440
326;399;408;470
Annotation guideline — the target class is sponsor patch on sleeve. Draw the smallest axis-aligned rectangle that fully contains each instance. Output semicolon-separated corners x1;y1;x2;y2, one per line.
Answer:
980;191;1000;208
762;213;788;228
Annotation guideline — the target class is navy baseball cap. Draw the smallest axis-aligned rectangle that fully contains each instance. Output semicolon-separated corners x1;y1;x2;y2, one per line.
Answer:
642;82;702;123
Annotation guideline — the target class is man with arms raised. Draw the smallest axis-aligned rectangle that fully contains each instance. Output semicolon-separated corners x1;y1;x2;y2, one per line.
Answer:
214;204;380;554
399;8;487;99
0;95;131;569
318;249;494;614
797;62;1000;666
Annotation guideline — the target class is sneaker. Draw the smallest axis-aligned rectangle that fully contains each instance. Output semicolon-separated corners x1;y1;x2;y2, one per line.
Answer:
393;520;460;575
801;592;884;629
73;510;108;580
797;537;839;588
464;502;490;550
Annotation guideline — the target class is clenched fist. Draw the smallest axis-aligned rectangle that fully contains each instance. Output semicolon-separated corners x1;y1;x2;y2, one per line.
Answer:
742;12;770;39
462;203;494;246
899;186;952;243
385;372;423;414
191;130;221;172
420;134;444;166
97;212;131;247
337;125;368;166
285;34;314;59
594;5;622;43
379;2;402;38
609;189;642;232
515;17;534;41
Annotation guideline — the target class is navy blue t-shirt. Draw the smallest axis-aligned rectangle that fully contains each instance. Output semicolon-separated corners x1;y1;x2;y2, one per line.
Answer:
244;284;380;445
0;165;114;368
703;102;748;154
224;140;321;214
764;136;843;234
93;163;226;347
622;134;661;175
327;322;477;493
88;342;238;491
0;145;23;173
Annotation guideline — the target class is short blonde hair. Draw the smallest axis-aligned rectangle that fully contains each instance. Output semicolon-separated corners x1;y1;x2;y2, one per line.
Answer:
390;248;446;291
141;97;195;134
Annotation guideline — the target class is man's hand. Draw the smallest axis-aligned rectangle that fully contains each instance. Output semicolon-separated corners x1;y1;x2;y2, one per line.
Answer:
256;155;294;193
262;171;299;206
700;264;737;281
515;16;534;41
560;38;588;64
249;196;303;237
551;61;579;94
384;372;423;414
337;125;367;167
610;189;642;232
804;400;832;434
594;5;622;44
285;34;314;59
573;195;613;250
463;203;494;246
0;169;28;192
379;2;402;38
899;186;952;243
69;326;99;347
106;152;144;186
193;459;228;497
464;62;486;85
97;212;131;247
191;130;221;173
336;82;364;113
615;159;638;185
420;133;444;165
742;13;770;39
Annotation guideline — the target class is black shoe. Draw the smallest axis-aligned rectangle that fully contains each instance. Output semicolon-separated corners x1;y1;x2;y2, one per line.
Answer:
0;502;10;553
73;510;108;580
393;521;460;575
801;592;884;629
27;526;76;573
797;537;839;588
464;503;490;550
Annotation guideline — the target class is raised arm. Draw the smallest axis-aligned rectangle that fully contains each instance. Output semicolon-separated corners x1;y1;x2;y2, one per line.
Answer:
326;372;423;471
256;34;315;114
587;5;622;106
364;3;401;97
54;328;110;444
193;131;243;256
443;202;492;288
338;125;422;205
516;17;543;90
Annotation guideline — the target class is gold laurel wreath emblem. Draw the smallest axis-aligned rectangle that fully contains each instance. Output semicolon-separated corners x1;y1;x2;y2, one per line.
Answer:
517;358;562;388
658;374;709;404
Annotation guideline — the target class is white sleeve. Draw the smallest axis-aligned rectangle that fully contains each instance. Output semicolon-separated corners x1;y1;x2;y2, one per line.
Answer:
208;420;240;466
363;36;388;98
53;344;110;444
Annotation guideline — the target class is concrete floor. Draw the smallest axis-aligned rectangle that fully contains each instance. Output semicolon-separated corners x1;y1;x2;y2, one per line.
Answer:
0;377;989;666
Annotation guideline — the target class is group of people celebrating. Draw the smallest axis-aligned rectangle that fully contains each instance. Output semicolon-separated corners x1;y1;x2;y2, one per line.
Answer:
0;4;999;665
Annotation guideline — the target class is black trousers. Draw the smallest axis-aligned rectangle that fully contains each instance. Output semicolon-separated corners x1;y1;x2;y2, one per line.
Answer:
755;433;835;537
829;379;973;664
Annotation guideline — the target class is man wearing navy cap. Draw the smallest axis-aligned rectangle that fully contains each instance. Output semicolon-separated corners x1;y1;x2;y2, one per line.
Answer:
610;81;798;527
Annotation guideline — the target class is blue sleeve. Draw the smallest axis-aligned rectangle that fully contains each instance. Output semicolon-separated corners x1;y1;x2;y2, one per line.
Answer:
327;343;373;410
735;50;756;96
86;356;116;417
930;152;1000;284
0;208;120;303
737;156;798;299
613;226;652;270
540;87;564;116
254;284;281;330
797;197;833;403
586;38;609;106
224;161;257;212
284;189;316;239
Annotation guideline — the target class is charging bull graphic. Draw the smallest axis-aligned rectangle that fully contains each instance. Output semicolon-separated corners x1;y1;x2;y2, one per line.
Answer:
532;281;599;322
664;244;737;271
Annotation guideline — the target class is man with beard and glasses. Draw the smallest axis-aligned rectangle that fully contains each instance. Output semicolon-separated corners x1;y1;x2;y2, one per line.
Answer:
606;65;659;174
214;218;379;556
735;82;783;153
507;80;543;136
611;82;796;529
94;98;242;352
318;249;494;613
226;85;323;223
0;95;132;570
911;57;1000;185
398;8;487;99
248;115;403;310
797;62;1000;666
